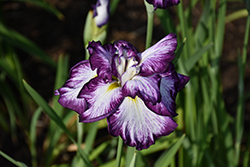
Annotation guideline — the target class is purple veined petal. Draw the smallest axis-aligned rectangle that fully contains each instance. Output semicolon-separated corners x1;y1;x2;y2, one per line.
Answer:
78;77;124;123
122;74;161;104
111;54;121;78
145;100;176;117
107;96;178;150
92;0;110;27
55;60;97;114
87;41;116;82
160;72;179;116
114;40;140;62
160;65;189;116
139;33;177;76
176;73;190;92
146;0;180;9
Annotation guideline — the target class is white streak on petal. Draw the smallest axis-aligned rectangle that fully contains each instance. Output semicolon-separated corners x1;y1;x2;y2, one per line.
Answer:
94;0;110;27
108;96;177;150
80;81;123;122
116;56;126;77
121;66;140;86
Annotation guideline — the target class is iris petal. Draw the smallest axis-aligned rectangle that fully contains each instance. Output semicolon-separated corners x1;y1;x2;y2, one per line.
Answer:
78;77;124;123
114;40;140;61
146;0;180;9
88;41;116;82
55;60;97;114
122;75;161;104
92;0;110;27
160;63;190;116
139;33;177;76
108;96;178;150
145;101;175;116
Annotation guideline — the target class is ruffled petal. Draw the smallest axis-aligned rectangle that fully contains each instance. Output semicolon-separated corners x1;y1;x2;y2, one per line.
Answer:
160;63;189;116
92;0;110;27
145;101;175;116
55;60;97;114
139;33;177;76
78;77;124;123
114;40;139;61
176;73;190;92
87;41;116;82
107;96;178;150
122;75;161;104
146;0;180;9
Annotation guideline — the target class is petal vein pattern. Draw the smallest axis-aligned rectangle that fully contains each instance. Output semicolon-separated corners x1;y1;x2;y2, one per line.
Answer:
55;60;97;114
139;33;177;76
108;96;178;150
146;0;180;9
79;78;124;123
122;75;161;104
88;41;116;82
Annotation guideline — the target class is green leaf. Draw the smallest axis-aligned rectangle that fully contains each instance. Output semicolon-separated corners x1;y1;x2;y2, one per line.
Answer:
0;150;28;167
84;122;98;155
156;9;177;34
128;151;137;167
89;141;109;161
225;9;248;23
184;43;213;72
154;134;186;167
30;107;43;167
173;38;186;66
17;0;64;20
22;80;93;167
0;22;56;68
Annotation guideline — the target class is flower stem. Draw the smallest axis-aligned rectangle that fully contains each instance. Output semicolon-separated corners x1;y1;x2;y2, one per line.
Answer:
115;136;123;167
235;13;250;167
144;0;154;49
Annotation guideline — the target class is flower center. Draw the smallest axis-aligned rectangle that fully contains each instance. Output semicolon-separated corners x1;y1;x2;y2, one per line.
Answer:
115;51;140;86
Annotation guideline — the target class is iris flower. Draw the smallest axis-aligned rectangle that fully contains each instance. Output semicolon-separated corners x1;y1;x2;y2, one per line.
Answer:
146;0;180;9
92;0;110;27
55;33;189;150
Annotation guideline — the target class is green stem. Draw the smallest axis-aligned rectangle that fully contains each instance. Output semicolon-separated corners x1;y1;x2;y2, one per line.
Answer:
235;13;250;166
144;0;154;49
115;137;123;167
242;14;250;64
77;117;84;146
110;0;120;15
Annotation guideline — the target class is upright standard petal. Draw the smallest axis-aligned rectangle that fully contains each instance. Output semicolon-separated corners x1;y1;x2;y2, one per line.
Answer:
78;77;124;123
146;0;180;9
55;60;97;114
139;33;177;76
88;41;116;82
108;96;178;150
92;0;110;27
114;40;139;61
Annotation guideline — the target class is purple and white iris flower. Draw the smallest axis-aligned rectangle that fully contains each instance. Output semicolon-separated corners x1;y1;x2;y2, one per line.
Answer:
55;33;189;150
92;0;110;27
146;0;180;9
